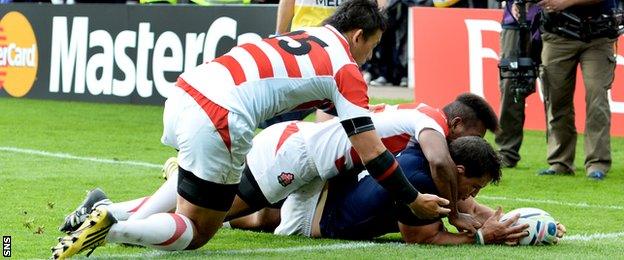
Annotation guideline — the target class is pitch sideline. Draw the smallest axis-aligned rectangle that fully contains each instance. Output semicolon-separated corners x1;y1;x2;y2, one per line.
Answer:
0;146;162;169
478;195;624;210
105;232;624;258
3;145;624;251
2;145;622;211
564;232;624;241
103;242;386;258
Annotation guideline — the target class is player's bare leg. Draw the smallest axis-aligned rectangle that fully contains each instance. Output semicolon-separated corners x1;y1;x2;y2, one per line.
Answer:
175;195;227;249
228;208;281;232
224;195;256;221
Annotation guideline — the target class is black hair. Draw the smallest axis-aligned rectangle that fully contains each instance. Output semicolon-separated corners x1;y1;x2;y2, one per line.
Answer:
442;93;499;133
449;136;501;184
322;0;388;40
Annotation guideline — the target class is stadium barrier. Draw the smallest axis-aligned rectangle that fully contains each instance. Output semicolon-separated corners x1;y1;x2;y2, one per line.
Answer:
0;3;276;104
2;4;623;136
408;7;624;136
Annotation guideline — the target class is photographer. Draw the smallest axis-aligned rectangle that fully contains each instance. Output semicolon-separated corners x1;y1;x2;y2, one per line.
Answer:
538;0;620;180
496;0;541;168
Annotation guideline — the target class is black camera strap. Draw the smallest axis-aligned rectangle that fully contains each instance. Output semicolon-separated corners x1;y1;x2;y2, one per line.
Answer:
541;9;624;42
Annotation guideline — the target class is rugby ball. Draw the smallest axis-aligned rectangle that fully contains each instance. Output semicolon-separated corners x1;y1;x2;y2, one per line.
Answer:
500;207;558;245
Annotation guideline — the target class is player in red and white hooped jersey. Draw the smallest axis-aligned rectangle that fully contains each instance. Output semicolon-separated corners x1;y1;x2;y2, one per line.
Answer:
53;94;499;249
175;24;369;132
52;0;452;258
242;104;449;207
230;93;500;221
307;103;451;180
164;24;372;187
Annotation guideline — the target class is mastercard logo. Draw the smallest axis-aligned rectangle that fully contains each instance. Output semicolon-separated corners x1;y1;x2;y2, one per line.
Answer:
0;11;37;97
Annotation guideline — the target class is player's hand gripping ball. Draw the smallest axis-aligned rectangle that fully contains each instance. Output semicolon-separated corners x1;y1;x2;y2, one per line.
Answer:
500;208;559;245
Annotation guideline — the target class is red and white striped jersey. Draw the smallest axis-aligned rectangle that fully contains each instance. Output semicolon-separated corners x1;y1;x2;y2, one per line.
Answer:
305;103;448;179
175;25;369;127
247;103;449;180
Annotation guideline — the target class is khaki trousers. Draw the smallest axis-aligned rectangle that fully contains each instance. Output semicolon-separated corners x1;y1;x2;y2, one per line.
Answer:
495;29;532;165
540;32;616;175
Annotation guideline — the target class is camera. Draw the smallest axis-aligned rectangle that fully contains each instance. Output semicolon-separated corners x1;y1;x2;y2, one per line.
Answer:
497;0;539;103
499;57;538;103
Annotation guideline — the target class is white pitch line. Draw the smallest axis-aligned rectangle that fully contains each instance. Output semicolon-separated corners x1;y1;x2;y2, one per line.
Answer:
100;233;624;258
564;232;624;241
478;195;624;210
0;146;162;169
215;241;386;254
4;146;624;254
104;242;386;258
2;146;623;211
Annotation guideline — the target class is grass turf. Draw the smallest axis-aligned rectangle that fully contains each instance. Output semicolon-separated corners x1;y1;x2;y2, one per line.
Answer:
1;97;623;259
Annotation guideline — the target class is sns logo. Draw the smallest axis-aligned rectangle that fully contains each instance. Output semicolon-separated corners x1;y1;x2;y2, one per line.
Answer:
0;12;38;98
2;236;10;257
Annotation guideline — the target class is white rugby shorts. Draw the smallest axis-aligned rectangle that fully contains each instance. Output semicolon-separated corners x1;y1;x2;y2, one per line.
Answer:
246;122;320;204
273;177;325;237
161;87;254;185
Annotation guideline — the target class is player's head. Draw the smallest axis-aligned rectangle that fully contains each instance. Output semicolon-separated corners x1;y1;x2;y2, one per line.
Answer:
449;136;501;200
442;93;499;140
323;0;388;66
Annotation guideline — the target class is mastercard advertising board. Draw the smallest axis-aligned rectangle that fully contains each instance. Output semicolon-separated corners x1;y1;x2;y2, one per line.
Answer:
0;11;37;98
0;4;277;104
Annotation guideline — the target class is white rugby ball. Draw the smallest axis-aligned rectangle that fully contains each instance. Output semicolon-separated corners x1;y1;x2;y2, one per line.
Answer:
500;207;558;246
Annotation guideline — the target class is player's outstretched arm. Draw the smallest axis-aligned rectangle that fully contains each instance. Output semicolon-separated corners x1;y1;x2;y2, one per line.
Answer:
398;197;496;245
457;197;495;225
398;207;529;245
419;129;480;233
399;221;475;245
346;126;449;219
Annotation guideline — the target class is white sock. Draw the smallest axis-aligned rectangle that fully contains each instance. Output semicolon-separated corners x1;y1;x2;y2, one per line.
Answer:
103;197;150;221
106;213;194;251
127;170;179;221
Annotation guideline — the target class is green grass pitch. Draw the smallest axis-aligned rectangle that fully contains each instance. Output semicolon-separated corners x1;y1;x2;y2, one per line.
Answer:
1;97;623;259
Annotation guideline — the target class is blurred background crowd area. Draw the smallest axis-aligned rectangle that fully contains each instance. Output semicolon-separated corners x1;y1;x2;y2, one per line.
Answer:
0;0;536;87
0;0;510;6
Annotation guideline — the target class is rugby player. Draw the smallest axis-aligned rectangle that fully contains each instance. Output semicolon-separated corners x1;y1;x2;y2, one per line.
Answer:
52;0;451;258
236;137;567;245
228;93;498;221
57;94;498;249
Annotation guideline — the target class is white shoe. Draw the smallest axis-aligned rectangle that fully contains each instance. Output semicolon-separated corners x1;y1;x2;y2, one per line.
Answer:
370;76;389;86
